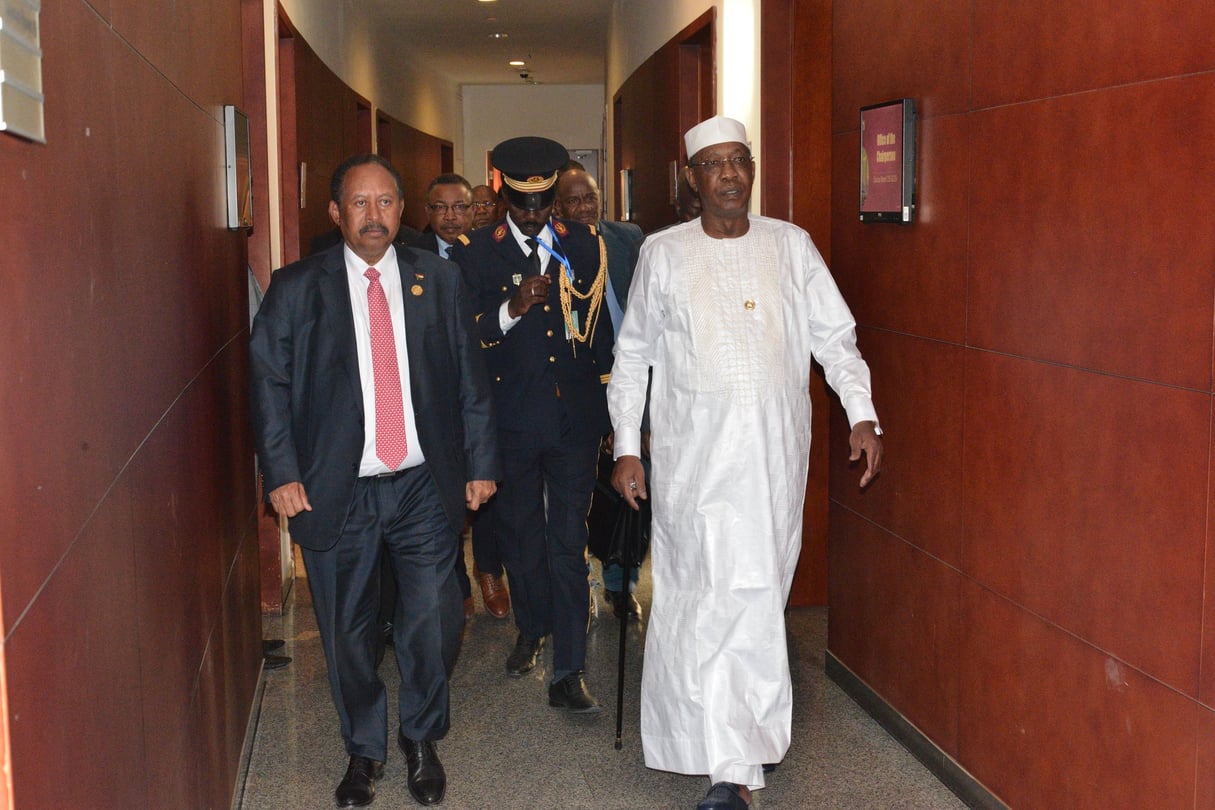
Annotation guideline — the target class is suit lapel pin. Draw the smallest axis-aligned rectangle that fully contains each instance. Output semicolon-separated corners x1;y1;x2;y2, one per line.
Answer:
512;273;522;286
410;284;424;297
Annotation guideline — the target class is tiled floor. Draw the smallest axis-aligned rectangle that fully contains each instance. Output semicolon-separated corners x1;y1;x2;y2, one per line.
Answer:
237;545;965;809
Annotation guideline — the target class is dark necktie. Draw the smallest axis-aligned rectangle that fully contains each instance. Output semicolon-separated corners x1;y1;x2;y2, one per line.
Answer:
526;237;542;276
364;267;408;469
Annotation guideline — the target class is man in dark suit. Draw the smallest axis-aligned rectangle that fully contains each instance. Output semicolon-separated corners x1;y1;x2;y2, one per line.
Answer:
412;173;474;260
470;184;504;230
411;171;512;622
555;167;646;621
449;137;613;713
250;154;500;807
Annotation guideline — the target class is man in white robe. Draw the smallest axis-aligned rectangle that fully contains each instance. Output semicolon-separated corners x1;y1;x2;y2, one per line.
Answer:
608;116;883;810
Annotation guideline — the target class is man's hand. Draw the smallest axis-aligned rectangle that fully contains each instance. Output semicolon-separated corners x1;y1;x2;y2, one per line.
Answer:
611;455;647;510
269;481;311;518
849;421;884;488
507;274;551;318
466;480;497;510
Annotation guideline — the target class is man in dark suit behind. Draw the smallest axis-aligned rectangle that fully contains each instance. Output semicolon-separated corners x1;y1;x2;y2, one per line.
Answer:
555;167;646;620
411;173;474;260
449;137;613;714
250;154;499;808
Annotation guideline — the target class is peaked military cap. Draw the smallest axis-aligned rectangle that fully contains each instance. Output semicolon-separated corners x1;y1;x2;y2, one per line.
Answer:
491;136;568;211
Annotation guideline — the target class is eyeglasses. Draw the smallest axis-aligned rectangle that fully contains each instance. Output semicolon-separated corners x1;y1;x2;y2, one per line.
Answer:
471;201;497;209
426;202;471;215
687;156;754;173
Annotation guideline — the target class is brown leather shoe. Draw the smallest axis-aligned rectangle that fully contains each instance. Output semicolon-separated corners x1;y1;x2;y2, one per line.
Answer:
474;566;511;619
463;596;475;620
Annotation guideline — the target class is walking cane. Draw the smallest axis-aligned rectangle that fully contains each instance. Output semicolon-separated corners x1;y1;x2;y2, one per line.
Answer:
614;504;633;750
612;496;650;750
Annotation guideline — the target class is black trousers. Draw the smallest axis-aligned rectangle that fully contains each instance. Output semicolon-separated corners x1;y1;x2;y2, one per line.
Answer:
493;422;600;673
302;465;462;761
470;501;504;578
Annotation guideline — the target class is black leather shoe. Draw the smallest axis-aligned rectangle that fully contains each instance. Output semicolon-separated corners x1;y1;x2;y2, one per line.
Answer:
505;634;545;676
334;755;383;807
262;638;285;653
605;589;642;621
697;782;750;810
548;671;602;713
264;653;292;670
398;732;446;806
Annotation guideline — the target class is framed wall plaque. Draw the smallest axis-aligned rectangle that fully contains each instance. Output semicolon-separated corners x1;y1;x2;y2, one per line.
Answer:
859;98;915;223
224;105;253;230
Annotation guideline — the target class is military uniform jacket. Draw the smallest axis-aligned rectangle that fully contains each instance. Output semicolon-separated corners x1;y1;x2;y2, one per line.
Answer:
450;217;614;442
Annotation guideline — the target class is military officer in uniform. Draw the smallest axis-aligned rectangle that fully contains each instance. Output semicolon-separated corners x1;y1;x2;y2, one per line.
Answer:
449;136;613;713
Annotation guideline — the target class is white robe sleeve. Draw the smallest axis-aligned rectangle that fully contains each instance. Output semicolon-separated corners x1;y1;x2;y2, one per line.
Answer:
608;240;664;459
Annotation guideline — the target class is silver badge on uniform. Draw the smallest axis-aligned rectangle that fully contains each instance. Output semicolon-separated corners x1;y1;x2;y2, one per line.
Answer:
512;273;522;286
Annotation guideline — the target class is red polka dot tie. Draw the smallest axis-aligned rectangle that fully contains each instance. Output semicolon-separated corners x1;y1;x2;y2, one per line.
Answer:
365;267;408;469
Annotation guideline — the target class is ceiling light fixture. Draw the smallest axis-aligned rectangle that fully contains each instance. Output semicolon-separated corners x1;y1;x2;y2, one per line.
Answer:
489;32;508;39
509;60;526;66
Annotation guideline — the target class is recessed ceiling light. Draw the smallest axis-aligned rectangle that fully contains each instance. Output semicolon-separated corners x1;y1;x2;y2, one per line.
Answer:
509;60;526;66
489;32;508;39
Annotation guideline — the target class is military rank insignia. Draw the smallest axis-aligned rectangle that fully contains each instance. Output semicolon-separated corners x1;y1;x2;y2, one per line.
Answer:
552;220;569;238
493;224;508;242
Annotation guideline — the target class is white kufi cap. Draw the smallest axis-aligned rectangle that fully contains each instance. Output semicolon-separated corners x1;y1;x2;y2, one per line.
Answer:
684;116;749;160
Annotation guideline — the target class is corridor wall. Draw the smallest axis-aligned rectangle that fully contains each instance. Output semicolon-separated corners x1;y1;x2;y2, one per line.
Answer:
822;1;1215;805
0;0;262;807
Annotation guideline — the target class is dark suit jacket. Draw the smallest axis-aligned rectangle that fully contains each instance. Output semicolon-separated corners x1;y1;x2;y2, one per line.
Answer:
449;217;614;443
597;219;644;311
249;244;501;550
412;231;464;258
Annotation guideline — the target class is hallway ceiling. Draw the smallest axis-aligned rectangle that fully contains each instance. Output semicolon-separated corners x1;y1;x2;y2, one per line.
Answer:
364;0;614;86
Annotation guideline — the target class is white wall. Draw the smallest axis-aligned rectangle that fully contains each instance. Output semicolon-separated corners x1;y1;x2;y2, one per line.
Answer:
461;84;606;186
277;0;463;148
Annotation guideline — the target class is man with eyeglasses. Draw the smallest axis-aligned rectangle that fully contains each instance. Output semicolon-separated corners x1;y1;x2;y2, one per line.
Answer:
607;116;884;810
409;173;512;625
414;173;475;260
470;184;504;230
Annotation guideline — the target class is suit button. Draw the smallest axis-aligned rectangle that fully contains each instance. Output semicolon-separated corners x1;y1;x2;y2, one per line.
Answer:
546;330;554;337
549;356;556;363
495;376;501;381
543;305;551;312
501;285;508;292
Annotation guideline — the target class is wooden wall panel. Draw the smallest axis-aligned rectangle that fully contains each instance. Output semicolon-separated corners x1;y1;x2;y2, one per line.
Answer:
0;1;260;806
967;77;1215;390
828;506;961;754
613;47;682;233
383;117;452;232
972;0;1215;108
292;38;366;256
824;0;1215;803
613;10;714;233
829;330;965;566
958;582;1198;808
